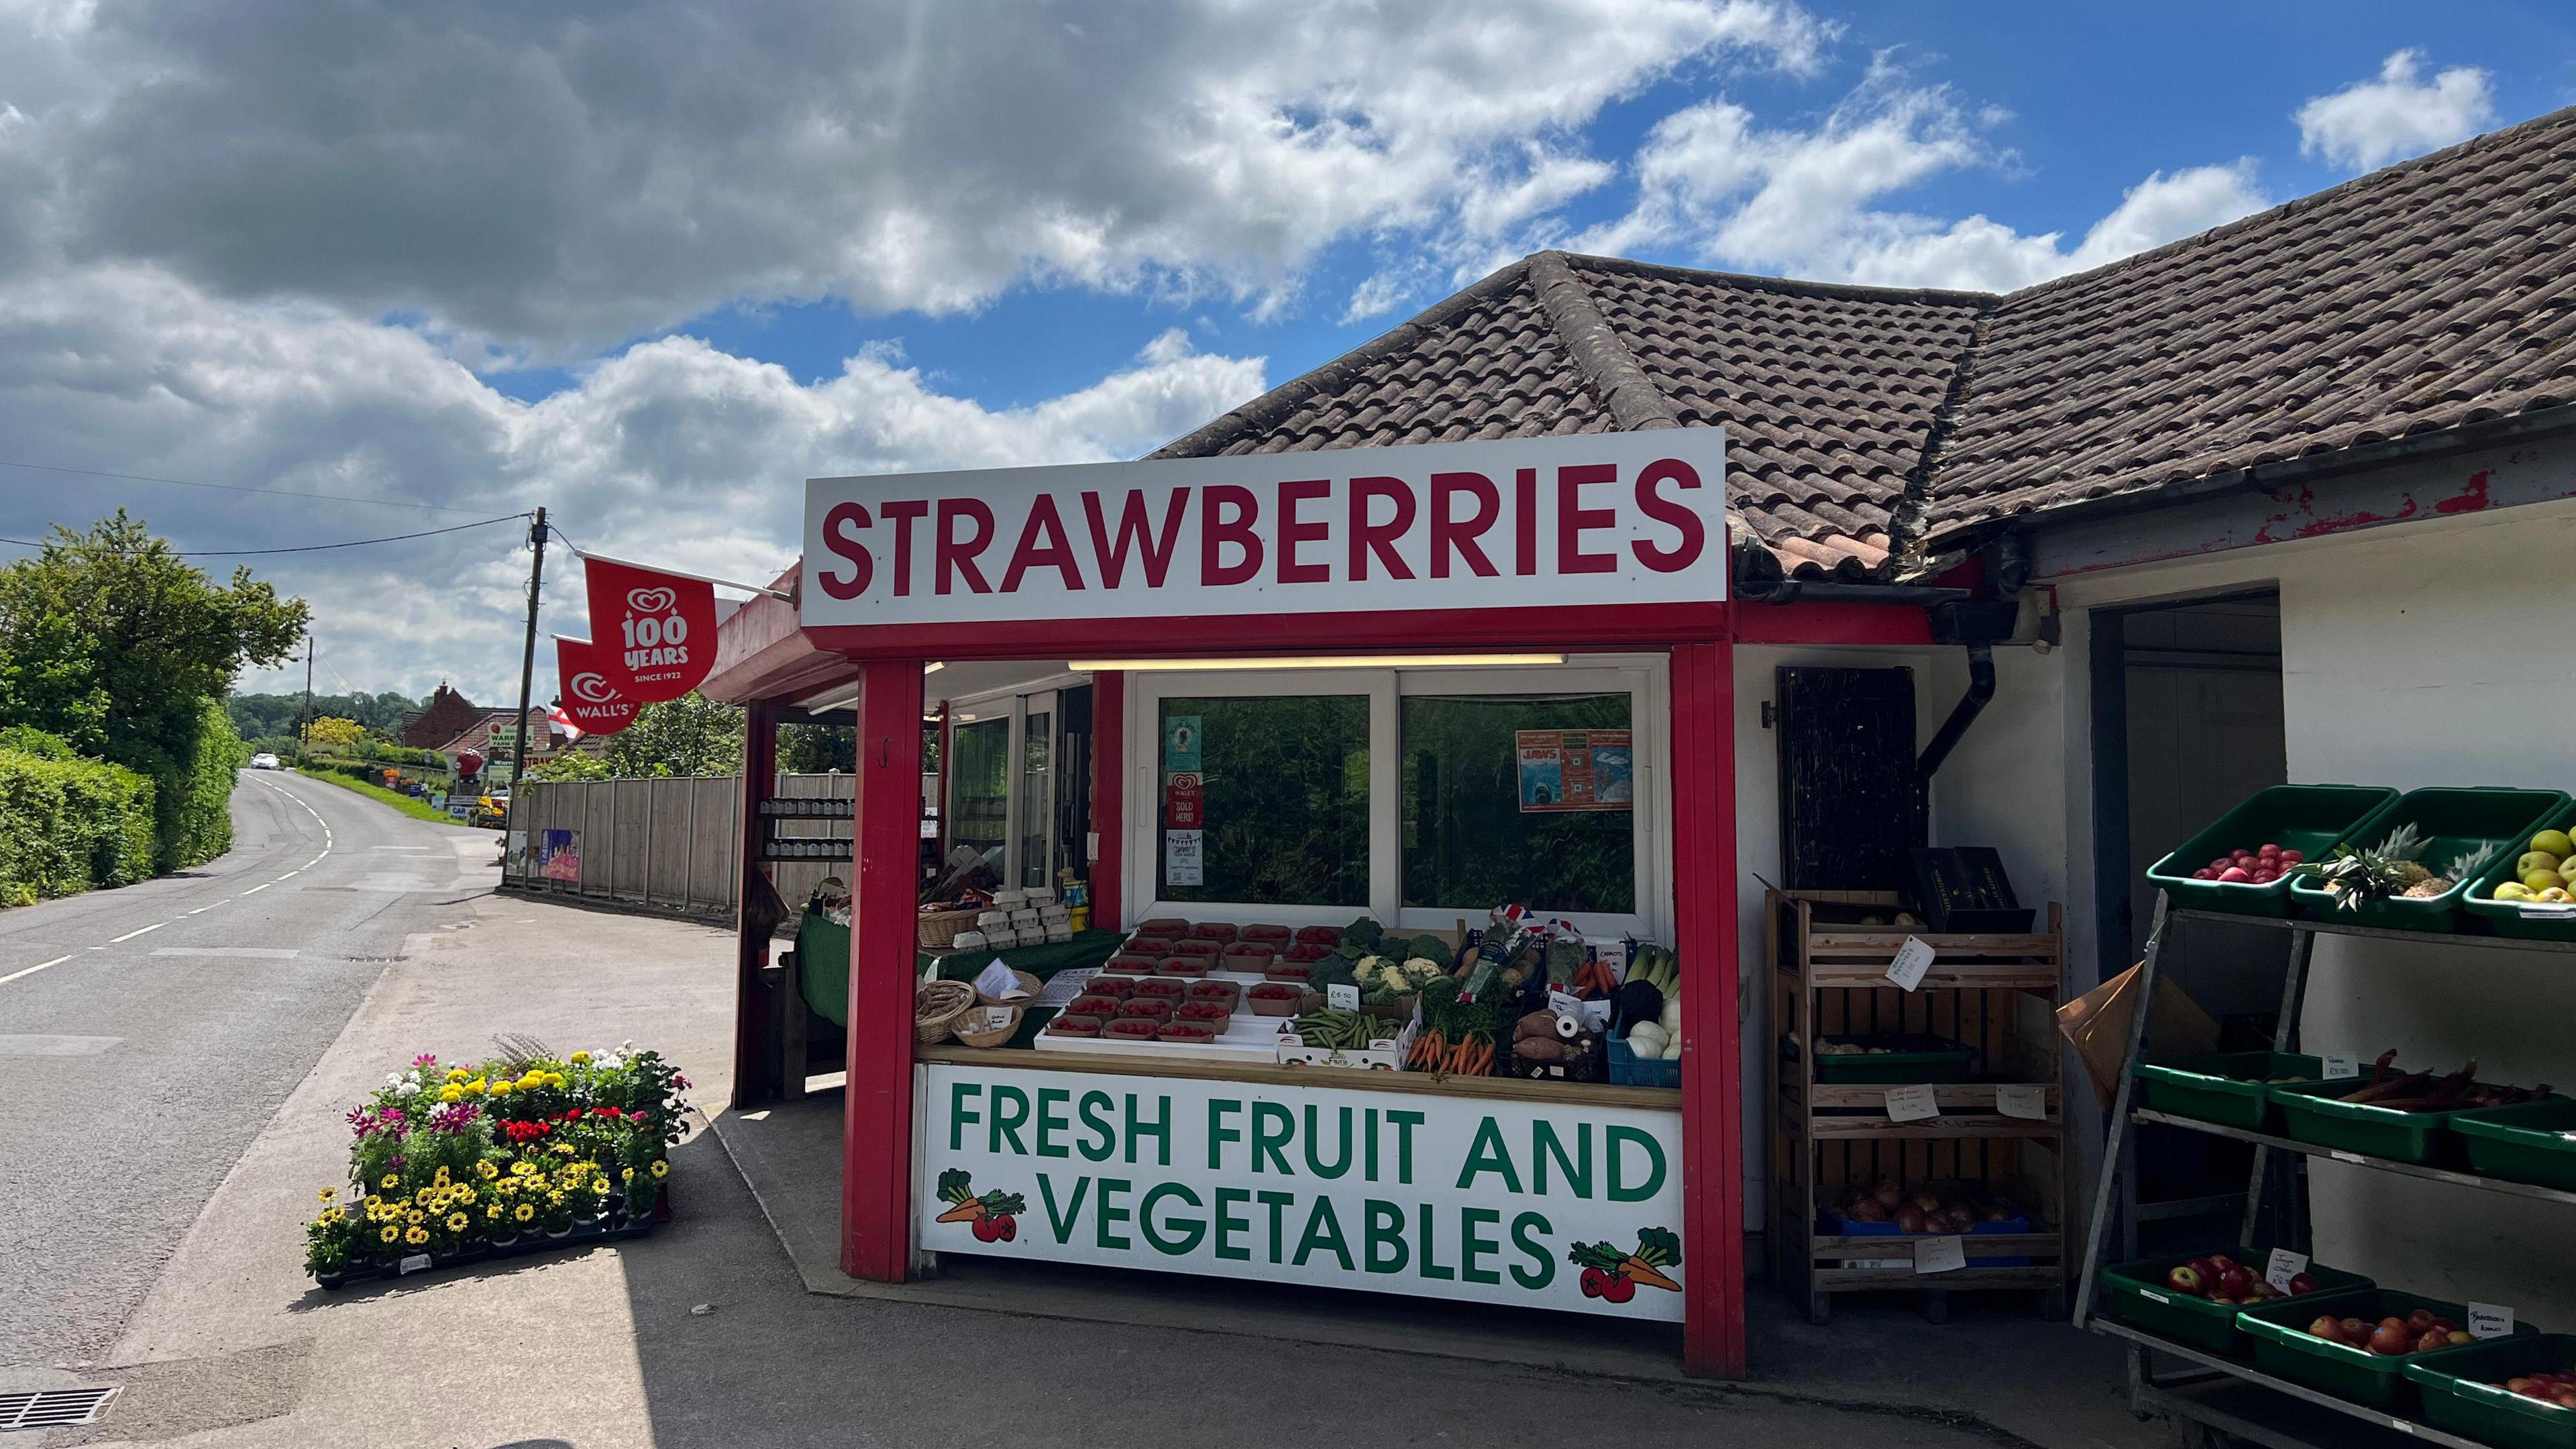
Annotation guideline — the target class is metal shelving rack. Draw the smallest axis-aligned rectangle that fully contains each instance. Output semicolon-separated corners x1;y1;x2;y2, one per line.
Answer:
2073;894;2576;1449
1769;889;2071;1324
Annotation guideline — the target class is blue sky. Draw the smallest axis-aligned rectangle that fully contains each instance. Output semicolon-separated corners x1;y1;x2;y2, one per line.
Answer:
1;0;2568;698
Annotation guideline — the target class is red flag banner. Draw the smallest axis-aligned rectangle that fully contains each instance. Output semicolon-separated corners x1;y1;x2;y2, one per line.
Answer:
553;636;641;736
583;555;718;702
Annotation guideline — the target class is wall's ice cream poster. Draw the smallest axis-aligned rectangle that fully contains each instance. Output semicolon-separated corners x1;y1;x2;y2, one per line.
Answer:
1516;729;1633;812
918;1065;1684;1320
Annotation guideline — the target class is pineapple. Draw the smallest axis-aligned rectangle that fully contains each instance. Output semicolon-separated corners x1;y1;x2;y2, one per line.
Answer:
2301;822;2438;910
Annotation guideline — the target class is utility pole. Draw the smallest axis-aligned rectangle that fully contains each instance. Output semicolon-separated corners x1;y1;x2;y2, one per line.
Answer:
510;506;547;790
297;635;315;748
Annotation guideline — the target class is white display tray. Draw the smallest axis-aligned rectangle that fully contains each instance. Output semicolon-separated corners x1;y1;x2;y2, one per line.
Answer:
1032;967;1318;1062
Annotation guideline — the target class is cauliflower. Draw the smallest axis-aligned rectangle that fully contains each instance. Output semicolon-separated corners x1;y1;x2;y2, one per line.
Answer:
1354;955;1392;983
1403;957;1443;985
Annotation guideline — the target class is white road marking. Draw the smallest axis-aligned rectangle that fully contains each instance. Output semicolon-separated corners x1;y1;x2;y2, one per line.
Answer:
276;870;301;881
0;955;73;986
0;1034;122;1057
241;883;272;896
108;922;166;943
152;947;301;959
186;902;227;914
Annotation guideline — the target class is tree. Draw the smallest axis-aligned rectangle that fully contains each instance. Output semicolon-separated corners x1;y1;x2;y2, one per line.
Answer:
782;722;854;773
527;749;610;782
598;693;743;778
227;690;418;738
0;511;309;868
305;716;368;753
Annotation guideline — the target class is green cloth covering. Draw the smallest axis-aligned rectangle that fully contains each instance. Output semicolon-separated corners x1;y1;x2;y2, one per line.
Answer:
792;918;1122;1032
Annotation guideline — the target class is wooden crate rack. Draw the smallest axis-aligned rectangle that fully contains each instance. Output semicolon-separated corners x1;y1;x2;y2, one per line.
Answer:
1766;888;2071;1324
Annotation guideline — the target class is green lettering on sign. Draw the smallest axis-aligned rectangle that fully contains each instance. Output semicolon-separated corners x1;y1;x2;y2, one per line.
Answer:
1460;1208;1503;1285
1207;1099;1242;1170
1077;1091;1116;1163
1140;1183;1205;1256
1416;1202;1454;1281
1037;1173;1089;1244
1256;1191;1295;1265
1606;1125;1666;1202
991;1086;1031;1155
1363;1199;1408;1275
1127;1095;1171;1167
1510;1211;1555;1289
1250;1101;1294;1175
948;1081;983;1152
1456;1116;1522;1193
1035;1087;1071;1159
1214;1187;1253;1261
1096;1177;1132;1249
1534;1120;1591;1199
1387;1110;1424;1185
1303;1104;1353;1179
1294;1197;1352;1271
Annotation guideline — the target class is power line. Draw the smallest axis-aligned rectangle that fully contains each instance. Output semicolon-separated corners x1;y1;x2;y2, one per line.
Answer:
0;513;532;557
0;458;504;516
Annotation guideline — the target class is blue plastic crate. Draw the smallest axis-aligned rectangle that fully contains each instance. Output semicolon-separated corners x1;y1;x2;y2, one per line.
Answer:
1815;1208;2033;1266
1608;1038;1680;1088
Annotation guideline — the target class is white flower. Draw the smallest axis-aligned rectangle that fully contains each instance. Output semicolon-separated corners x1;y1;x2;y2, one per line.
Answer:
386;1073;402;1085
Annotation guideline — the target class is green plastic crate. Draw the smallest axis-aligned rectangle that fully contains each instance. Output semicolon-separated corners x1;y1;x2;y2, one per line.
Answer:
2288;787;2569;931
2454;1099;2576;1192
1812;1034;1976;1084
2145;784;2398;918
2270;1075;2500;1165
2239;1288;2534;1411
2463;803;2576;941
2135;1052;2326;1131
2404;1334;2576;1449
2095;1245;2371;1354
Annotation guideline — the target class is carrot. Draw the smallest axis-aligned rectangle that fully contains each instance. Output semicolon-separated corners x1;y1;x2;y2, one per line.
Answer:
1617;1257;1681;1292
934;1200;989;1224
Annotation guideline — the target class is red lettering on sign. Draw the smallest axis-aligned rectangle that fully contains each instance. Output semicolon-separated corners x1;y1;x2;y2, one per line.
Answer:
1000;494;1086;594
1201;484;1263;586
1350;476;1417;581
1515;467;1538;576
1556;463;1617;575
1276;478;1330;584
936;498;996;595
1083;488;1191;590
1430;471;1500;579
1631;458;1705;573
882;499;928;596
818;501;873;600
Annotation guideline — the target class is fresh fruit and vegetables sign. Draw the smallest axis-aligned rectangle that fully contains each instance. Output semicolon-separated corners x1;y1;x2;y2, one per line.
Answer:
918;1065;1684;1320
1515;730;1632;812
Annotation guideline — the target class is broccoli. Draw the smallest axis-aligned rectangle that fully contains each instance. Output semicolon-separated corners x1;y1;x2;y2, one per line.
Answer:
1405;934;1454;970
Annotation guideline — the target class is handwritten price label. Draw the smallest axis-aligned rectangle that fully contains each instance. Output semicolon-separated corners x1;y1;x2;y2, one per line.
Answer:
1883;1085;1941;1123
2265;1248;2309;1293
1326;984;1360;1011
2469;1303;2516;1340
2322;1054;2361;1080
1885;937;1936;992
1914;1235;1966;1274
1995;1084;2048;1120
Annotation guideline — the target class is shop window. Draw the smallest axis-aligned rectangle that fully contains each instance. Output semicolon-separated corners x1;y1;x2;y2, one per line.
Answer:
1401;692;1634;916
949;716;1010;875
1155;696;1369;908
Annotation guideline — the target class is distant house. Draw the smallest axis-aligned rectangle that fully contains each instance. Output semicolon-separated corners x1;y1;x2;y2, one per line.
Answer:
436;708;598;765
400;684;483;749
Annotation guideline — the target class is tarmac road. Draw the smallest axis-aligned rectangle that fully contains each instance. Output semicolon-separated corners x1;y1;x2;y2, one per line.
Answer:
0;769;491;1371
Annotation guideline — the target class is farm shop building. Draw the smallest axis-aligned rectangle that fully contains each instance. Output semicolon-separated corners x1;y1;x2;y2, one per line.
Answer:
700;106;2576;1379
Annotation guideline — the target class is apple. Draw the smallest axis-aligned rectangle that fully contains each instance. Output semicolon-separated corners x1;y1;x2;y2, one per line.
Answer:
2368;1322;2415;1356
2218;867;2253;883
2279;849;2305;865
2310;1316;2348;1343
2418;1330;2454;1354
2288;1272;2319;1295
2407;1308;2438;1332
2217;1265;2256;1297
2167;1264;2206;1293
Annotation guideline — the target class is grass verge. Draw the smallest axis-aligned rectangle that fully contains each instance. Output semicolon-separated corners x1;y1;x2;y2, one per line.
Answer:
292;768;464;826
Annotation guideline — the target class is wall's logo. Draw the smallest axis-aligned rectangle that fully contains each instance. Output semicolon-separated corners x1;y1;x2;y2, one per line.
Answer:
569;670;617;705
625;585;678;615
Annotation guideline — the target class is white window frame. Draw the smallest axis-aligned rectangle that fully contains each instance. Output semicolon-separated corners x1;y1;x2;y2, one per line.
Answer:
1124;657;1670;942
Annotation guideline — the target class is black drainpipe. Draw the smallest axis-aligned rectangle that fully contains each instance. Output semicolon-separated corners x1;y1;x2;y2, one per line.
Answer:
1918;642;1996;778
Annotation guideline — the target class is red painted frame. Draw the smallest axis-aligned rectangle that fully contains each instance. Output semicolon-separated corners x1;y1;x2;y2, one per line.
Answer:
773;595;1958;1381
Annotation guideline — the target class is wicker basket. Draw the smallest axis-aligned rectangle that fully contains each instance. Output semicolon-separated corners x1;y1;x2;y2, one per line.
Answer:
918;908;981;951
977;969;1042;1008
914;979;977;1044
953;1005;1023;1049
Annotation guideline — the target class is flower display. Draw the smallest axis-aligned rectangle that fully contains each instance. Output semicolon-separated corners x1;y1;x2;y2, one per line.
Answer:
303;1042;690;1283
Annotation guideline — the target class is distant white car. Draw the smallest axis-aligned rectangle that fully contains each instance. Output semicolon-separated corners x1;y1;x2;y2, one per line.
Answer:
249;752;282;770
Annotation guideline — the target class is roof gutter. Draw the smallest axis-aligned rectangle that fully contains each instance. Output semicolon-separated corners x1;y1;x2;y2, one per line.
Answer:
1736;578;1972;606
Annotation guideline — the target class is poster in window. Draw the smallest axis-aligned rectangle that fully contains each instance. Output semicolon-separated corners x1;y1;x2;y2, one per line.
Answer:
1165;828;1204;886
1165;771;1203;829
1163;715;1201;772
537;828;582;881
1516;730;1633;813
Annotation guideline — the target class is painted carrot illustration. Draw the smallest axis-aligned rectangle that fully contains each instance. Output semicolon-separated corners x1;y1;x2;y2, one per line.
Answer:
1569;1227;1682;1302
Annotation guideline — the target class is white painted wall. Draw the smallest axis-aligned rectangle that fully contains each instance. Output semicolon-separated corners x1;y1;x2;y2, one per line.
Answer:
2053;485;2576;1325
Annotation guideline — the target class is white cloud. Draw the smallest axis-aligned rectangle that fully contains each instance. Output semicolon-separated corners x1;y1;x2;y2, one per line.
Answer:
2296;50;2496;172
1576;61;2267;292
0;264;1263;702
0;0;1831;359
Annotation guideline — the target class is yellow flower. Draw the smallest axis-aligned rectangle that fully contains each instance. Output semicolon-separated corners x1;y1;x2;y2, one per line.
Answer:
490;1079;513;1097
433;1165;451;1181
650;1159;669;1179
514;1203;535;1222
621;1168;635;1182
455;1186;476;1204
570;1051;591;1065
476;1161;497;1179
438;1085;462;1103
405;1226;429;1246
446;1067;470;1083
406;1210;425;1225
380;1173;400;1189
445;1213;468;1232
380;1226;400;1243
317;1187;337;1202
511;1161;535;1177
486;1204;503;1219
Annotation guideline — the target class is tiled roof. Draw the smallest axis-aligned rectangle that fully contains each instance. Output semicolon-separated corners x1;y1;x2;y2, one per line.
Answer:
1159;105;2576;578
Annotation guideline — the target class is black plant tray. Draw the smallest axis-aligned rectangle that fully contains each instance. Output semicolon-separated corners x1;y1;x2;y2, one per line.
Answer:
313;1209;658;1289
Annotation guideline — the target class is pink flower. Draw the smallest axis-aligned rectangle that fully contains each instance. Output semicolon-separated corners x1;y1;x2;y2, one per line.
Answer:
411;1053;439;1067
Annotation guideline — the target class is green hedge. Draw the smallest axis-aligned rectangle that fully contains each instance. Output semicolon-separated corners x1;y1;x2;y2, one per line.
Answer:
0;740;156;906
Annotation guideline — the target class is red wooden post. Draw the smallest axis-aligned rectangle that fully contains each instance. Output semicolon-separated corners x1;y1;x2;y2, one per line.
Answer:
1088;670;1124;934
1672;637;1746;1377
842;658;926;1282
729;698;780;1111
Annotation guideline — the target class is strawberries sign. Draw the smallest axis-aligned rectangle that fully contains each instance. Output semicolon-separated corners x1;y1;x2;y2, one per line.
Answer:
582;555;718;702
553;636;641;736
